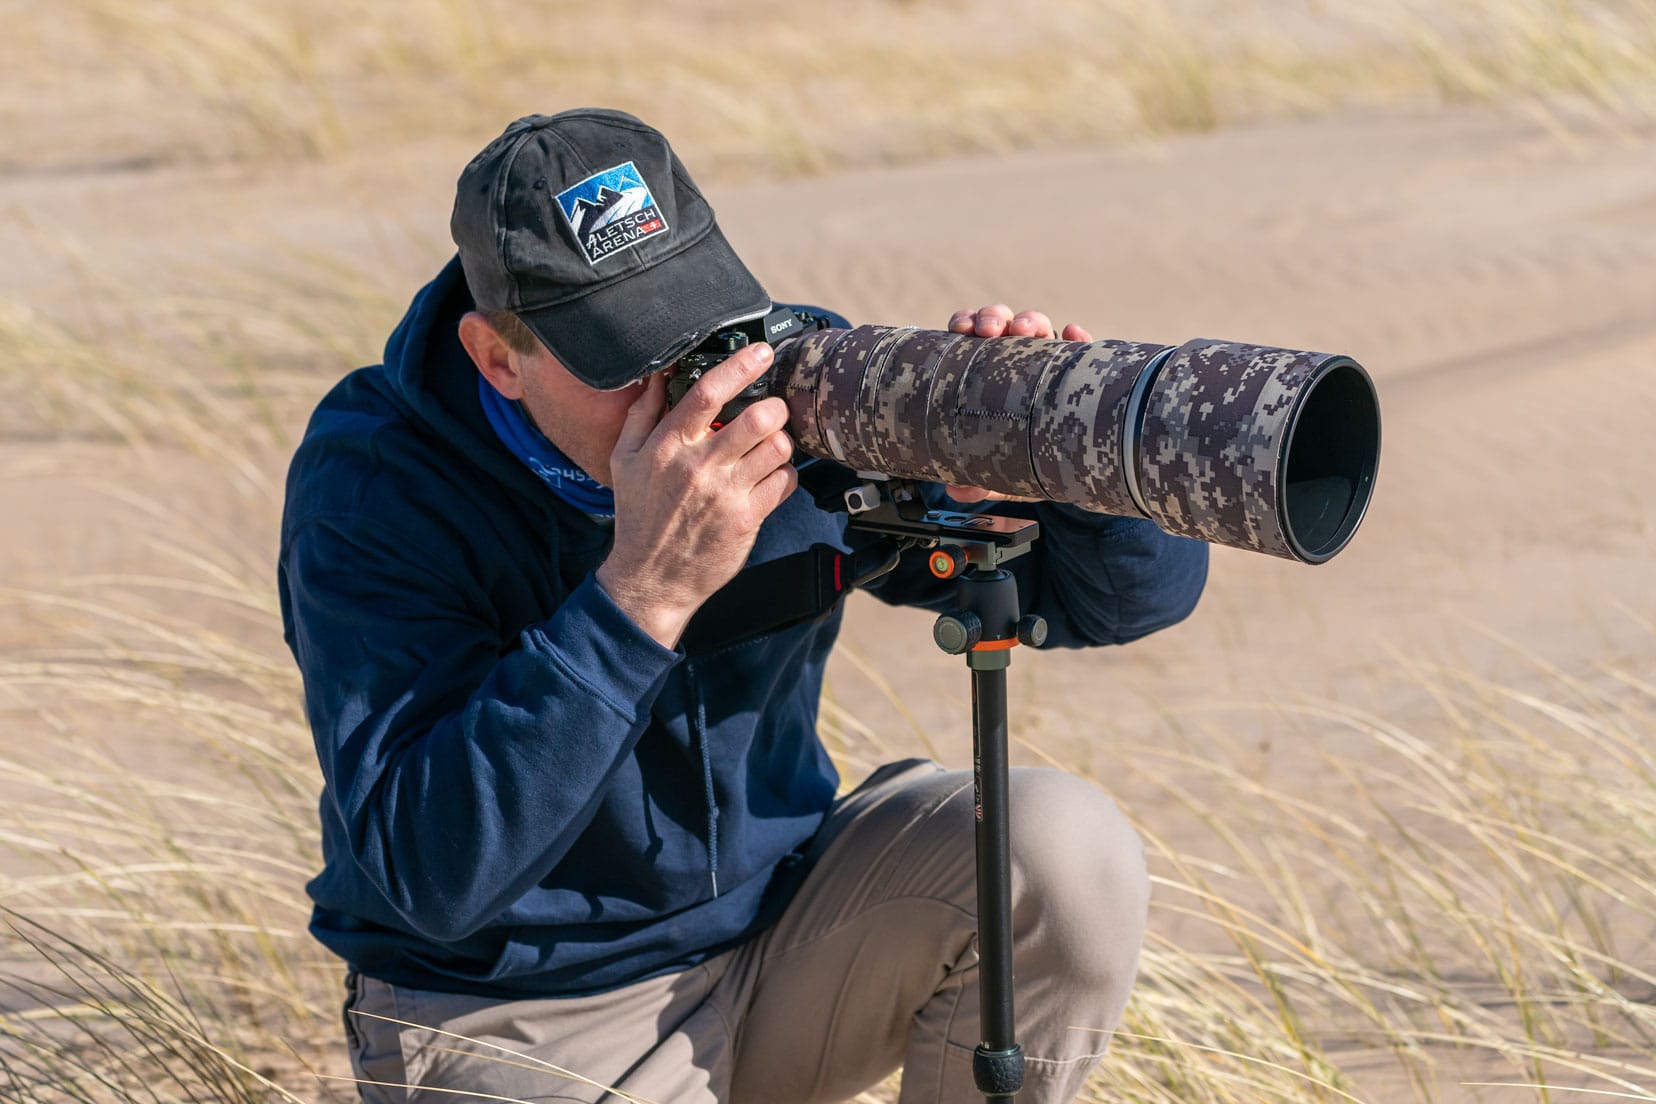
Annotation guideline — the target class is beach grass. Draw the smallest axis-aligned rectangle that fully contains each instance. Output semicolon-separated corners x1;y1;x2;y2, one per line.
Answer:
3;505;1653;1101
1;260;1652;1101
4;1;1656;1099
4;1;1655;178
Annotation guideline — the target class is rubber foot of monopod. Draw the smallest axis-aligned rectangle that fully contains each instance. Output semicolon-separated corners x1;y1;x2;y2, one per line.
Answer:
972;1043;1025;1099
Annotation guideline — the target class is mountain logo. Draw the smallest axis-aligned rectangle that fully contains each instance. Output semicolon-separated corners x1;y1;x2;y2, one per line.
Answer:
554;161;669;266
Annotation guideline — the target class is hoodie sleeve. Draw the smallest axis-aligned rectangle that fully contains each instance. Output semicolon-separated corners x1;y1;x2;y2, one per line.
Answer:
860;495;1209;648
280;512;681;944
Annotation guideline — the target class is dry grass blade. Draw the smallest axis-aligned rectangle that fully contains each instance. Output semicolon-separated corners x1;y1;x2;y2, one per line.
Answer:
4;86;1656;1097
342;1010;662;1104
5;1;1655;176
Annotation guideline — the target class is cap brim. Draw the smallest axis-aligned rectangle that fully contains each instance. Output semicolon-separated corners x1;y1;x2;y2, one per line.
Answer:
519;225;770;391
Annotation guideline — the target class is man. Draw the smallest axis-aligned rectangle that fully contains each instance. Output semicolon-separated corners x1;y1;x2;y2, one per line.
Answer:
279;109;1208;1104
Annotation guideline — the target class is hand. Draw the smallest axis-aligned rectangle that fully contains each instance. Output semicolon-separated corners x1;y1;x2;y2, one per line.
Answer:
946;304;1092;343
943;304;1094;503
596;344;799;649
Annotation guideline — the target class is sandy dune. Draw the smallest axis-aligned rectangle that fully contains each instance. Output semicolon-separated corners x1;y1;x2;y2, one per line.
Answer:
721;111;1656;755
3;107;1654;1101
8;110;1652;706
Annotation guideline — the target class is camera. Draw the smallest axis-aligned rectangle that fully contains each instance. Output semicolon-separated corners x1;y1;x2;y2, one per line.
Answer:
670;308;1380;564
666;306;833;428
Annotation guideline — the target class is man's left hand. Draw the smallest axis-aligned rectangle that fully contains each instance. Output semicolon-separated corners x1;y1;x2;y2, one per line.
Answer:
943;304;1094;504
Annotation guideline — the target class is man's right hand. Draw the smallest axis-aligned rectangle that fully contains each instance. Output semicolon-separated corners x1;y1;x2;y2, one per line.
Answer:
595;343;799;650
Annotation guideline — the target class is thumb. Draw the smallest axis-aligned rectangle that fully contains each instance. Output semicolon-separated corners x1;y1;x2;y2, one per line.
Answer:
945;484;993;503
945;484;1039;504
614;372;667;455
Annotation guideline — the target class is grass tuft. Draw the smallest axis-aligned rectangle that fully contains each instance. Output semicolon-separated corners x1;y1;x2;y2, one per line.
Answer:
5;1;1655;177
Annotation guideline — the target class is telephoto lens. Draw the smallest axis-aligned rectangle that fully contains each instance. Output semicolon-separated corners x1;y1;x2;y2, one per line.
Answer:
770;325;1381;564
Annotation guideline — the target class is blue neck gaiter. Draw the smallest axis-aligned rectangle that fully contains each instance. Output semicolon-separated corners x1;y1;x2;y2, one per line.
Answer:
477;376;616;517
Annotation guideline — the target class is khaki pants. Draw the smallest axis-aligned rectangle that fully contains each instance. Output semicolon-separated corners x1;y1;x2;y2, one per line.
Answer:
344;760;1149;1104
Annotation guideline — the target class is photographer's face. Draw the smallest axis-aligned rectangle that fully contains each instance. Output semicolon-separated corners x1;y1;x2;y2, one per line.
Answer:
457;310;654;488
513;346;656;488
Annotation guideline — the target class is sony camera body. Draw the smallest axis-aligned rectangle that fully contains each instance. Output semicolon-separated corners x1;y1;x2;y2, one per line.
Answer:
666;305;832;428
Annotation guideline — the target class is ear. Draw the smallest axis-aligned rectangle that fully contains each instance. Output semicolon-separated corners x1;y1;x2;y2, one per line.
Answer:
457;311;525;401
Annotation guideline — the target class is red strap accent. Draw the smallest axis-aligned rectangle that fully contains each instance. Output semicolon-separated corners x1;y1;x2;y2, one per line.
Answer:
833;554;843;591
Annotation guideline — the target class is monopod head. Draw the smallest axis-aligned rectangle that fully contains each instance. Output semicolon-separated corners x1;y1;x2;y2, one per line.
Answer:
771;325;1381;563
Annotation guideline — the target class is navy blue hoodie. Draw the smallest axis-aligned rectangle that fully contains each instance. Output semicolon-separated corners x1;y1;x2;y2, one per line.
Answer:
278;257;1209;997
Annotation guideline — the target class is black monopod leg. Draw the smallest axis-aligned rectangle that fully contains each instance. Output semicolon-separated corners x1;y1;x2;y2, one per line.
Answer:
932;559;1048;1104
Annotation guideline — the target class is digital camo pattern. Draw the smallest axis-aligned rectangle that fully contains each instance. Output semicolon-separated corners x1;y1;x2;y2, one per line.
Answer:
933;333;1063;496
1029;339;1171;516
800;325;909;467
848;325;952;477
774;325;851;452
773;325;1163;502
1136;340;1343;559
771;326;1363;561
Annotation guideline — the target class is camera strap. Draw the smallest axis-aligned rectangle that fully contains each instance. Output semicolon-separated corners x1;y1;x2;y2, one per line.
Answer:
680;541;901;657
680;544;844;656
679;459;904;656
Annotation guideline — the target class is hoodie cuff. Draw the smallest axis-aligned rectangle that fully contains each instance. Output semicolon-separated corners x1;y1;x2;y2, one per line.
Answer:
525;576;683;724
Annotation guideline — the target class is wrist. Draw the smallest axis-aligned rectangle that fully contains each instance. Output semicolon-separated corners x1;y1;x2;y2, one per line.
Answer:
594;561;695;650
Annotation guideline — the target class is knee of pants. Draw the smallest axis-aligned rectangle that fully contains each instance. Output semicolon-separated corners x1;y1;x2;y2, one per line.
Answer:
1006;768;1150;982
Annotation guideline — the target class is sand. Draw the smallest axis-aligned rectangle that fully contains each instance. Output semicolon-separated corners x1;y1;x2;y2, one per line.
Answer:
3;106;1654;1101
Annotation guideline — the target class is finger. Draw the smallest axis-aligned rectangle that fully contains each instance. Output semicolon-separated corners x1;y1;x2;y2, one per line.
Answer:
748;460;801;519
947;309;976;333
973;304;1014;338
1060;323;1093;342
1008;311;1055;338
731;425;797;490
664;343;774;435
707;396;790;465
613;373;667;455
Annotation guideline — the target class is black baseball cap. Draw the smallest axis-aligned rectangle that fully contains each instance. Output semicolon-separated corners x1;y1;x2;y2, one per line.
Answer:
451;109;771;390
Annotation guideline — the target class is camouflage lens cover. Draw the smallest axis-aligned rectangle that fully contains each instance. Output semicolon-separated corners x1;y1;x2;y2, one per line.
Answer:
772;325;1378;563
774;325;1167;508
1028;339;1172;516
1136;340;1352;559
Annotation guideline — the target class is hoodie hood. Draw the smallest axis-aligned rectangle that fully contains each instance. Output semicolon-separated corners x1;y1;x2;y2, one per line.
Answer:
377;255;548;504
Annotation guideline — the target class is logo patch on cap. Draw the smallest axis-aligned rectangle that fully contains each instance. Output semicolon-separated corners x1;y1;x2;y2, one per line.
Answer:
554;161;669;266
